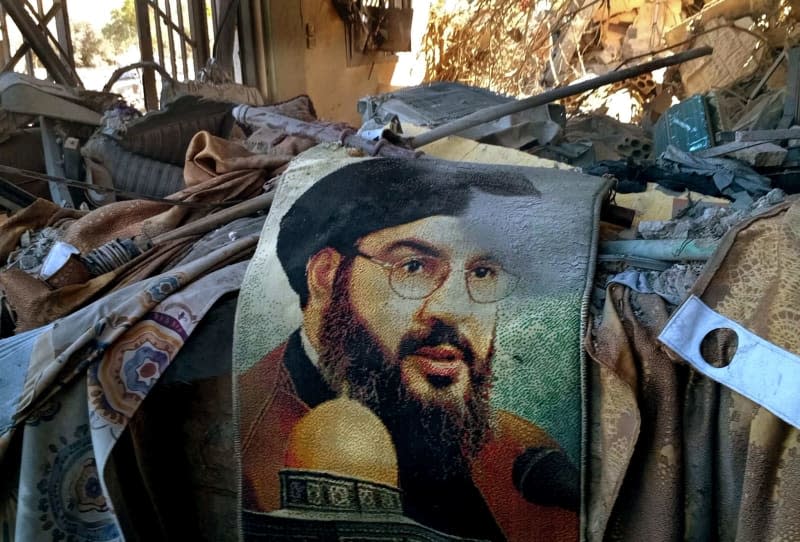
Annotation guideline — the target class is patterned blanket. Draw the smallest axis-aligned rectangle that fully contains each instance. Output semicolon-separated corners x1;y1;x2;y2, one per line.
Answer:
0;240;253;541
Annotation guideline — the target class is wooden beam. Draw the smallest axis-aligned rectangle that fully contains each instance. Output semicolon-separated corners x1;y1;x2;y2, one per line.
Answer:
145;0;195;44
0;0;79;85
1;3;59;72
134;0;159;110
734;129;800;142
213;0;238;77
163;0;179;76
187;0;210;73
175;0;190;78
151;0;166;72
54;0;75;71
778;47;800;129
237;0;258;87
0;6;11;66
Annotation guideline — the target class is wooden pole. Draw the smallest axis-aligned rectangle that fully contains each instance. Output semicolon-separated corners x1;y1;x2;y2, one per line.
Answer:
151;191;275;244
134;0;159;110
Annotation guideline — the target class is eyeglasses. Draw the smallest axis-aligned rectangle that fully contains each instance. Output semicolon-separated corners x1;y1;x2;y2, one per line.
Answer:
354;251;518;304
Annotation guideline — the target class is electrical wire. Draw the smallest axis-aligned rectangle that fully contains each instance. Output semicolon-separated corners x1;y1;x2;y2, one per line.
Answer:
0;164;240;209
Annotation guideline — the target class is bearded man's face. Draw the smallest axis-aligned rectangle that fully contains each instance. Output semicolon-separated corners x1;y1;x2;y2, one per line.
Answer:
316;216;505;473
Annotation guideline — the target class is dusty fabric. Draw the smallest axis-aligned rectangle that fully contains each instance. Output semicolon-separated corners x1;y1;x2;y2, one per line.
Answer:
160;80;266;108
0;238;192;332
235;145;610;540
117;95;235;166
170;215;267;269
0;131;290;332
683;196;800;541
0;244;251;541
80;135;187;198
586;196;800;541
585;285;685;541
255;94;318;123
106;295;239;541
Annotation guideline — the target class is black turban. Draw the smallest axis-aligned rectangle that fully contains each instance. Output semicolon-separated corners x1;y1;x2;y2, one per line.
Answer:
276;158;540;305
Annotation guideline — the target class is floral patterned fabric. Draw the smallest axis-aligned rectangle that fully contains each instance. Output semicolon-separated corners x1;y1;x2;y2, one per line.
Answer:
586;196;800;541
0;240;252;541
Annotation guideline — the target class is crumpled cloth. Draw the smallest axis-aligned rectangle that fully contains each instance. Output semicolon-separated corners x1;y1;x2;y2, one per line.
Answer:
0;131;291;332
586;195;800;541
585;285;684;541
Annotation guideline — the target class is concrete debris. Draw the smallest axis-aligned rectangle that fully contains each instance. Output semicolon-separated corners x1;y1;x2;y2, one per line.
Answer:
611;262;706;305
665;0;780;46
678;17;766;97
728;142;788;167
620;0;682;59
637;188;786;240
4;226;63;275
593;186;786;316
642;263;706;305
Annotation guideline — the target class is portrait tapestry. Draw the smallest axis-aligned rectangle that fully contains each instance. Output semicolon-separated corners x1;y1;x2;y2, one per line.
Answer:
234;145;611;541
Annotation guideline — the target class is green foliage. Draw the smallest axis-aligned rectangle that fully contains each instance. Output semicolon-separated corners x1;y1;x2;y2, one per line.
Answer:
101;0;137;55
73;22;108;67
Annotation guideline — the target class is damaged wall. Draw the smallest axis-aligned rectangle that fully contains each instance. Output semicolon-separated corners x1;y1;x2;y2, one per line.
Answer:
265;0;397;125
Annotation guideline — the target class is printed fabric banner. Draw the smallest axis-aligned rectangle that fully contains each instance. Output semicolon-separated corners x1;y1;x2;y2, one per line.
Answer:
235;146;610;541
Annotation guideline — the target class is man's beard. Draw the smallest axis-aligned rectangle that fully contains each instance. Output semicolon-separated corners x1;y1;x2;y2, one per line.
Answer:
318;260;493;481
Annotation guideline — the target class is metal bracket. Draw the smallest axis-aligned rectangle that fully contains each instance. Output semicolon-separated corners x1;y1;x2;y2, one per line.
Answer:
39;116;74;208
659;296;800;430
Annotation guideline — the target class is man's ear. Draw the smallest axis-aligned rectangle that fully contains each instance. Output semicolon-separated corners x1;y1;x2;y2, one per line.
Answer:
306;248;342;304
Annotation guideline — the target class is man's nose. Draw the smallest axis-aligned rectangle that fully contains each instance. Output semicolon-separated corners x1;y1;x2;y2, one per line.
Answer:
417;270;473;325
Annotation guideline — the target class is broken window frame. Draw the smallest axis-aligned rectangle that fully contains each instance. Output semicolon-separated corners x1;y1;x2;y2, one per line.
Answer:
333;0;412;68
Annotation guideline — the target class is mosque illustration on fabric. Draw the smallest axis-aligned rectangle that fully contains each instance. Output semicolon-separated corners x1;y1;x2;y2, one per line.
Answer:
244;469;482;541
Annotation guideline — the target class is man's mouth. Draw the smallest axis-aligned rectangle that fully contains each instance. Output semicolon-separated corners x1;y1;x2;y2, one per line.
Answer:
411;345;465;384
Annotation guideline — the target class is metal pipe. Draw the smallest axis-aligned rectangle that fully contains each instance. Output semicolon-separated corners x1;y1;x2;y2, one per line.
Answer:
409;46;713;149
600;238;719;262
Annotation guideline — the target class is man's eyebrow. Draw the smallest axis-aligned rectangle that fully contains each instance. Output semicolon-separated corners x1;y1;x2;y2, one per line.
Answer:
468;253;502;266
383;239;442;257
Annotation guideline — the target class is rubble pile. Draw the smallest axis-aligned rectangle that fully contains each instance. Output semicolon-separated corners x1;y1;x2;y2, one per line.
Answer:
424;0;798;121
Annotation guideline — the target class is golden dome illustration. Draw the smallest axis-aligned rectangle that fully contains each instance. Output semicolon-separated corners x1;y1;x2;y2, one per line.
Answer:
285;397;399;488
